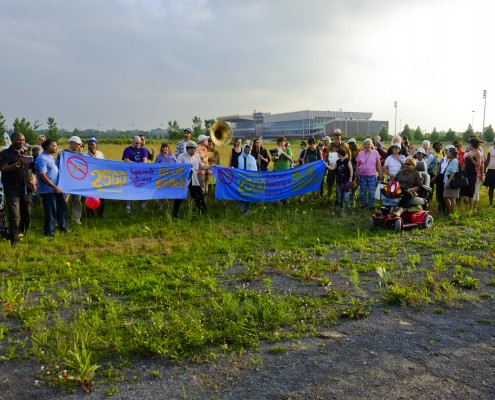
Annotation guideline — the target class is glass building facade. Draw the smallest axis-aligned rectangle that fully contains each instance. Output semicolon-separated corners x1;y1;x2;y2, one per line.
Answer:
218;110;388;140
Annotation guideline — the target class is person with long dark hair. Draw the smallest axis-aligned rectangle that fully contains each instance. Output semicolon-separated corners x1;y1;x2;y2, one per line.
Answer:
251;138;270;171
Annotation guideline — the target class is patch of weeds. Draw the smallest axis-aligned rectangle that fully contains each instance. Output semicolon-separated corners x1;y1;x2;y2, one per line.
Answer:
150;370;161;379
61;332;100;393
348;268;360;292
476;319;492;325
451;265;479;290
487;279;495;286
339;252;353;266
268;345;288;354
479;292;493;300
239;262;265;282
380;283;431;308
433;307;444;314
340;297;372;319
105;386;119;397
449;236;489;251
431;254;447;274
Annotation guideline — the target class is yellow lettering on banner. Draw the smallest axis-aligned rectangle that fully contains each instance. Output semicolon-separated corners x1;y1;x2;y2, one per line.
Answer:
91;169;127;189
158;167;185;177
238;178;266;193
155;177;187;189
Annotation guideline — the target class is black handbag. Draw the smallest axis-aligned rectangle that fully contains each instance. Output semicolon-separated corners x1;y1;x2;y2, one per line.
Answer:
449;171;468;189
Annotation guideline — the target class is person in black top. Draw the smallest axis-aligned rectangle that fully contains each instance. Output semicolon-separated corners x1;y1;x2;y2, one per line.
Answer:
251;138;270;171
0;132;37;246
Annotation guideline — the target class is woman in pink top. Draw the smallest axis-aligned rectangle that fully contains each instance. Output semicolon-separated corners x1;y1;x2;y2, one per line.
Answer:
356;138;383;209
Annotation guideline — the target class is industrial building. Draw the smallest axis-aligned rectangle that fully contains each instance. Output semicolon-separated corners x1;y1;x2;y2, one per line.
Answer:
217;110;388;140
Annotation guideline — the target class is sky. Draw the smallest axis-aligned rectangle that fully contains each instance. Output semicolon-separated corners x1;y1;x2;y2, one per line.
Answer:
1;0;493;134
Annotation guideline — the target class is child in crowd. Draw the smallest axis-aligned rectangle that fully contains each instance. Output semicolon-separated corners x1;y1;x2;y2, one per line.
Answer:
327;148;353;215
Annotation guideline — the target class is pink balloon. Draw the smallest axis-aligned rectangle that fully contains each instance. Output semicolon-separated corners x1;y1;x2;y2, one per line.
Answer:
86;197;101;210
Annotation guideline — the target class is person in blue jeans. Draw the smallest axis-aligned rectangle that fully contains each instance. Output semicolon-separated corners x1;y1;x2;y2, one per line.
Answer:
327;148;353;215
355;138;383;209
35;139;68;236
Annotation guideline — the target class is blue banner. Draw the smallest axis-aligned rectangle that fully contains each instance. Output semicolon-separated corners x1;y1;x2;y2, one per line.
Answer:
58;152;192;200
213;160;326;202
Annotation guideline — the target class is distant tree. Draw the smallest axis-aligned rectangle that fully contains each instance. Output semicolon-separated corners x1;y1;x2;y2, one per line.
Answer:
0;112;6;146
484;124;495;143
462;124;474;142
167;120;182;141
192;116;202;137
430;127;440;142
204;118;215;133
13;117;39;144
413;126;423;141
401;124;412;139
445;128;457;142
379;126;391;141
46;116;59;140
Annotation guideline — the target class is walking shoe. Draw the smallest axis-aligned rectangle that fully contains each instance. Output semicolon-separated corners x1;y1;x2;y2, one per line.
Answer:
125;207;131;214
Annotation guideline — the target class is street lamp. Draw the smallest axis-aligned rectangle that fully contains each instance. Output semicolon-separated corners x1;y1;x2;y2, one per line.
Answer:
472;110;475;131
394;101;398;135
483;90;487;137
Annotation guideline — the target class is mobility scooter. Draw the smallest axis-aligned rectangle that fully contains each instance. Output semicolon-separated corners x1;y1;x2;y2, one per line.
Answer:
370;161;433;233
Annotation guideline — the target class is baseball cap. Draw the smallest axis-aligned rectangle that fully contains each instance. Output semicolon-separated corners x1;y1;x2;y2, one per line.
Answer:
415;147;426;154
69;136;82;145
323;136;331;142
185;142;198;149
184;128;192;133
197;134;209;143
444;144;455;150
347;138;356;144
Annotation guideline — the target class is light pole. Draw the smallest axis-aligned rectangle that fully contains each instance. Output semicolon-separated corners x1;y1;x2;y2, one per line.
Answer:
394;101;398;135
472;110;475;131
483;90;487;137
97;124;101;141
399;119;402;133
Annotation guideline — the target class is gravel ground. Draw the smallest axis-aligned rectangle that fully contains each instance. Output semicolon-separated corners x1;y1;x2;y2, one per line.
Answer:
2;297;494;400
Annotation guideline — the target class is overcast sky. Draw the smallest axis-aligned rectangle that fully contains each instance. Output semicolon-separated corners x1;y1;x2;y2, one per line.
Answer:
1;0;493;134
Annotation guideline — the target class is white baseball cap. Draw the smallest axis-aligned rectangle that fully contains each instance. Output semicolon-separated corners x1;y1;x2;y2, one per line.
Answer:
69;136;82;145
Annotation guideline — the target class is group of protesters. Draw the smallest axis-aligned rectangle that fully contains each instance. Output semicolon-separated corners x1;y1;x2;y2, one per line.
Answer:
1;126;495;246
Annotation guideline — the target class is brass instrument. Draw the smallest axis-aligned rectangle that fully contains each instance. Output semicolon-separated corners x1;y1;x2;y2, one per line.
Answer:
210;121;233;147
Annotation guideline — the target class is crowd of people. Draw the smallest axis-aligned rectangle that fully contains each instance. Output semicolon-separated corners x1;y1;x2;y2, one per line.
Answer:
1;127;495;246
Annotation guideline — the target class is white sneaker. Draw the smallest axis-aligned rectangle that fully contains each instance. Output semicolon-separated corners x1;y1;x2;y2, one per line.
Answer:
125;207;131;214
73;220;82;225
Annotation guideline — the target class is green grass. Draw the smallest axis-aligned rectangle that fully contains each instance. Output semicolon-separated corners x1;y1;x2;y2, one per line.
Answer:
1;146;495;394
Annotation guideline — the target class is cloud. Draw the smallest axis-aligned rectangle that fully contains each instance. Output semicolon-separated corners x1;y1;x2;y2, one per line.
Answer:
0;0;493;132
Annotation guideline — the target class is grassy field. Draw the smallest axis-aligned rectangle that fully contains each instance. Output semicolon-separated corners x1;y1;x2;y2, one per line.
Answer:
1;141;494;394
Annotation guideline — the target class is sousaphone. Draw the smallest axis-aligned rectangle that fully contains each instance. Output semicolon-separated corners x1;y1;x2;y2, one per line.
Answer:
210;121;233;147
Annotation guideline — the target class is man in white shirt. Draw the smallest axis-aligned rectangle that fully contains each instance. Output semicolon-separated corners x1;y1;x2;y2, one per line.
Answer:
173;142;212;218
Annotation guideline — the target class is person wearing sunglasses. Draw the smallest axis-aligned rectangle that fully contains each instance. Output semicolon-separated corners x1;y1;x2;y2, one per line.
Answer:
391;157;423;217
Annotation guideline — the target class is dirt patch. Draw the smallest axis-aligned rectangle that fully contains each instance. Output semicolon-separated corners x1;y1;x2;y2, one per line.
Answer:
2;298;494;400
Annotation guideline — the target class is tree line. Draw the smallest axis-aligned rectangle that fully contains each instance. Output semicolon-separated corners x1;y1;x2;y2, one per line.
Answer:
1;111;494;146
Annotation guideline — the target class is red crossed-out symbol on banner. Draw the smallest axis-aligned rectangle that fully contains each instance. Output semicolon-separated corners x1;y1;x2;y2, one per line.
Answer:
217;168;234;185
66;156;89;181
